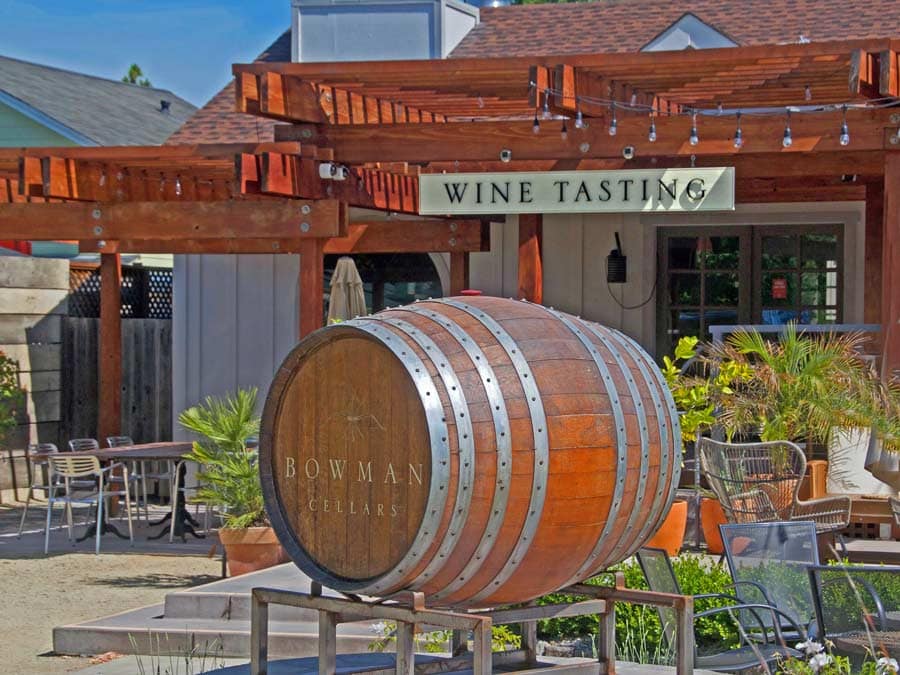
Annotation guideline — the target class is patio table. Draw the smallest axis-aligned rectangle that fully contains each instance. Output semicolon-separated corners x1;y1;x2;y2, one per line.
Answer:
832;630;900;656
34;442;198;543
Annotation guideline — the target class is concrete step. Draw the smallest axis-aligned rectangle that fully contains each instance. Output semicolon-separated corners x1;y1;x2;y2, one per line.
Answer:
53;563;379;658
54;602;378;658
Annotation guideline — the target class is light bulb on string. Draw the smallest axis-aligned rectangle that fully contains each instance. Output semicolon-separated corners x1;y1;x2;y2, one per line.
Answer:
733;112;744;148
608;104;617;136
839;105;850;146
648;116;657;142
99;171;106;187
532;113;540;134
630;92;638;106
477;94;485;109
804;84;812;101
175;177;183;197
574;107;585;129
561;118;568;141
689;111;699;146
782;109;793;148
542;89;551;120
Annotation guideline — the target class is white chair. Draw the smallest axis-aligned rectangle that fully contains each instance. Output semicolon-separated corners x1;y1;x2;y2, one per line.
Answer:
17;443;63;537
44;454;134;554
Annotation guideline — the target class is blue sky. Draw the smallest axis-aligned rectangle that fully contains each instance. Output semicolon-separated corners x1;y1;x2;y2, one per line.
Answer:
0;1;289;106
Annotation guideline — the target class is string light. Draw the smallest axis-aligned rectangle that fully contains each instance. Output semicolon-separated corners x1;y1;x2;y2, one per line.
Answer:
532;113;540;134
782;109;793;148
542;89;551;120
477;94;485;109
608;104;617;136
805;84;812;101
560;118;568;140
574;108;585;129
98;171;106;187
630;92;638;106
733;112;744;148
175;177;183;197
840;105;850;145
689;111;699;146
648;116;657;142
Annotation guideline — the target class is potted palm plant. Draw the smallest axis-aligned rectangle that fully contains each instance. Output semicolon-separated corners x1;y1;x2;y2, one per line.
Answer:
179;387;288;576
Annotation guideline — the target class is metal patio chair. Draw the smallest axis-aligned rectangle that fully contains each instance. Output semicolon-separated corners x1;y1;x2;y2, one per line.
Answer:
107;435;175;522
699;438;852;537
636;547;803;672
807;564;900;658
17;443;63;537
721;521;820;640
44;454;134;554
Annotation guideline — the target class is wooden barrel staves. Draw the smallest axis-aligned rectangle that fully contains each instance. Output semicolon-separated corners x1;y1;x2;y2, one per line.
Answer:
260;296;681;608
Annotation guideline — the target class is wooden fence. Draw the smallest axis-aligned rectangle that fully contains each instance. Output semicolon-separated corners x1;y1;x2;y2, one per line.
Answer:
60;317;172;444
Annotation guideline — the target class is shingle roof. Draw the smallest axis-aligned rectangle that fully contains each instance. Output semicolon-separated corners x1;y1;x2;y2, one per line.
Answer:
169;1;900;144
451;0;900;58
0;54;196;146
166;30;291;145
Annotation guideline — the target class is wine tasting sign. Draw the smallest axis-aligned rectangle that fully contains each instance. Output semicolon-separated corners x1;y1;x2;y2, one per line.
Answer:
418;167;735;215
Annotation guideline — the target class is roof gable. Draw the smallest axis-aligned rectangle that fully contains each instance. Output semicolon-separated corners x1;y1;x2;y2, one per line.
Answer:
641;13;737;51
0;55;196;146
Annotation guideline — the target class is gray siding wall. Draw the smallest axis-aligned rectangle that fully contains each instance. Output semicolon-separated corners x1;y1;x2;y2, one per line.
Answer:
0;256;68;449
173;254;300;437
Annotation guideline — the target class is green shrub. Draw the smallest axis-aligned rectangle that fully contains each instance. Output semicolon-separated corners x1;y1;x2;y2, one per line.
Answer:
0;350;24;448
536;556;740;663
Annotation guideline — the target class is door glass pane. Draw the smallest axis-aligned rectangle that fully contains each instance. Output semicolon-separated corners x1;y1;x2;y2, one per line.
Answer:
704;308;739;338
668;237;700;270
762;308;802;324
700;236;740;270
803;307;838;324
801;271;838;306
761;235;798;270
669;273;701;305
801;233;839;269
760;272;796;306
705;272;739;305
672;309;701;339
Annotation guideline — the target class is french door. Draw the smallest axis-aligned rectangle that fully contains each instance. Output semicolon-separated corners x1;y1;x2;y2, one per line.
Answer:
656;225;843;357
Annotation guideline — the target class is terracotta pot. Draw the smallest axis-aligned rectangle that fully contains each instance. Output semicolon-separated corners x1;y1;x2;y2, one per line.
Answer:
644;500;688;557
219;526;289;576
700;498;727;555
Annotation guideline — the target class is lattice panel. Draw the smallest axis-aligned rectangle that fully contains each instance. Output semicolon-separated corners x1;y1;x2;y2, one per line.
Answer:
69;266;172;319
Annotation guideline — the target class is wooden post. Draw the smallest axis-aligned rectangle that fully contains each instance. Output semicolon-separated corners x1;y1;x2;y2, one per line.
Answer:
865;180;885;324
449;251;469;295
597;602;616;675
518;214;543;303
299;238;325;338
99;253;122;440
250;591;269;675
395;621;415;675
883;153;900;377
318;611;337;675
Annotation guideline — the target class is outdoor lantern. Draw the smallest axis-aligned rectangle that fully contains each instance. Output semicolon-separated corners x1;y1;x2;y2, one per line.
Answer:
606;232;627;284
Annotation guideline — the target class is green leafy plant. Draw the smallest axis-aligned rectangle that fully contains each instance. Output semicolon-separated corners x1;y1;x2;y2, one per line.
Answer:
178;388;265;529
368;623;520;654
0;350;24;448
704;325;900;452
661;336;752;446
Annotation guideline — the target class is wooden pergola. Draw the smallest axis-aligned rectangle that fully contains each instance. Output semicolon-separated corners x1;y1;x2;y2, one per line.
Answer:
0;37;898;438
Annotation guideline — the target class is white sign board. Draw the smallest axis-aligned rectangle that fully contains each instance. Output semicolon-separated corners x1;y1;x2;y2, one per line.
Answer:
418;167;735;215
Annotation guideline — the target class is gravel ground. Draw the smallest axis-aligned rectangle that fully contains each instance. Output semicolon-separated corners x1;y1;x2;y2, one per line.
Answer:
0;496;221;674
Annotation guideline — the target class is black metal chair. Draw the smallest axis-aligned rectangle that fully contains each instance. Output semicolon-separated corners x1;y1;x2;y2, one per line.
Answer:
636;547;804;672
807;564;900;660
721;521;820;639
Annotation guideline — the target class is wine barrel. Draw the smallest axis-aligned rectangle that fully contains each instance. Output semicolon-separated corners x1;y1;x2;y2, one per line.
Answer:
260;296;681;608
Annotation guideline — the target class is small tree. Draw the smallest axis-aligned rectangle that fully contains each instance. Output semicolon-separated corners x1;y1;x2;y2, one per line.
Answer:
0;351;24;448
122;63;152;87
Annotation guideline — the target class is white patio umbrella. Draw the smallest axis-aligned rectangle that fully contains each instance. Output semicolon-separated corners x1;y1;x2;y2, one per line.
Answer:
327;256;367;322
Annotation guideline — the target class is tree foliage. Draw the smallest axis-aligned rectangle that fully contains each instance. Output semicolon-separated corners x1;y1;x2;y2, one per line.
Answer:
0;351;24;447
122;63;152;87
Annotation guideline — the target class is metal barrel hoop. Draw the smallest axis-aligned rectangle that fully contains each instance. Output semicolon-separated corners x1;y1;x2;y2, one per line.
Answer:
431;298;548;604
348;320;452;595
393;304;512;601
530;306;629;587
577;318;651;563
368;315;476;588
594;325;672;555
